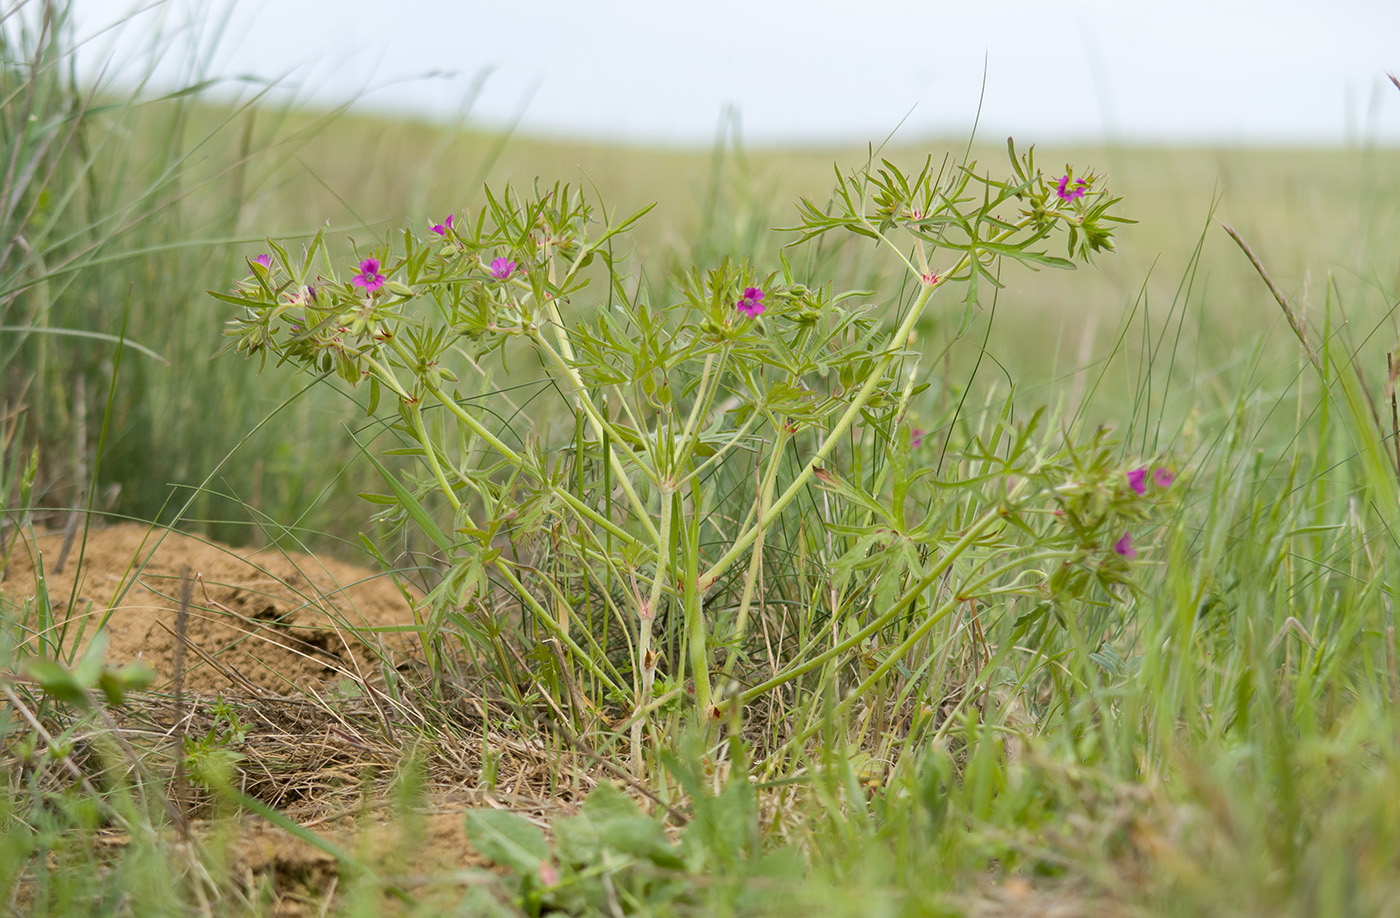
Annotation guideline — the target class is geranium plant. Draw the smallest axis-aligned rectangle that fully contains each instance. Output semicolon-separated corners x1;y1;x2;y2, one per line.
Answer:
217;140;1151;769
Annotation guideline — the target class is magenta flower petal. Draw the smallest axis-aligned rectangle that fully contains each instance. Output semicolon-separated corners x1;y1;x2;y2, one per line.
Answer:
736;286;766;318
352;257;387;293
1055;173;1088;202
909;426;926;450
489;257;515;281
250;253;272;273
1113;532;1136;559
430;214;454;236
1127;468;1148;495
1153;467;1175;488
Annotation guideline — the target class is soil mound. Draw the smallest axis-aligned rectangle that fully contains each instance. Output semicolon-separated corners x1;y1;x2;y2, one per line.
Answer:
1;523;421;695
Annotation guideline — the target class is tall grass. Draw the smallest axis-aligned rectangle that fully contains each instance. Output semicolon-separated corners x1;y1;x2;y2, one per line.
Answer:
0;1;468;549
0;0;259;534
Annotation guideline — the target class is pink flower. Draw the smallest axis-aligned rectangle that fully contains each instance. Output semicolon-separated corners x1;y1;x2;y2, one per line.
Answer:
1113;532;1136;559
489;257;515;280
736;286;765;318
910;426;926;449
1127;468;1148;495
430;214;453;236
1153;467;1175;488
352;257;387;293
1055;173;1089;202
250;253;272;273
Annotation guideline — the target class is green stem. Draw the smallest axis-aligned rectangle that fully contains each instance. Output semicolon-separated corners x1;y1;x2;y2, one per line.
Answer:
491;561;625;697
834;547;1065;719
699;274;943;590
553;488;644;551
683;500;710;723
632;487;673;772
408;400;461;511
387;336;520;464
679;353;716;447
698;213;1035;591
407;357;646;551
358;350;413;400
678;403;763;489
529;328;661;544
736;506;1002;705
673;349;730;474
721;428;790;679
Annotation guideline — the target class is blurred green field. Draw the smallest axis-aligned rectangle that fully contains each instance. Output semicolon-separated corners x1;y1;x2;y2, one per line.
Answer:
12;91;1400;549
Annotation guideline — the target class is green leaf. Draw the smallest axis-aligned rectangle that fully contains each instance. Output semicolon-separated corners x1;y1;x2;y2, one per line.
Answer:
957;271;980;337
97;671;125;706
465;809;549;876
352;434;454;553
811;467;896;523
72;631;110;688
24;660;89;708
300;227;326;279
116;661;157;694
980;240;1076;270
554;783;680;868
551;810;604;865
206;289;268;309
679;778;754;872
267;237;291;272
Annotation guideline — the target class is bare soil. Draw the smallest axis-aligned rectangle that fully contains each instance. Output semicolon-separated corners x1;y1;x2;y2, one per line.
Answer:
1;522;420;694
1;523;584;914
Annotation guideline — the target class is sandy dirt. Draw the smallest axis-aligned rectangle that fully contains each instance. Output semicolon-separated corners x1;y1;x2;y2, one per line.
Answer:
213;812;499;915
0;523;610;915
1;523;422;695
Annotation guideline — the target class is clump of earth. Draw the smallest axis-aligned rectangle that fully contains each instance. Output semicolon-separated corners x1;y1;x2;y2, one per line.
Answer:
1;523;421;695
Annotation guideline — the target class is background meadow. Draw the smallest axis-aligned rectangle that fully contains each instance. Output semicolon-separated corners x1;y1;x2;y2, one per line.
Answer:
19;93;1400;549
5;1;1400;915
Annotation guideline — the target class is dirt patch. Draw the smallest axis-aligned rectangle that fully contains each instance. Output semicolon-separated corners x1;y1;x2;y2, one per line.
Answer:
0;524;633;915
216;814;498;916
0;523;422;695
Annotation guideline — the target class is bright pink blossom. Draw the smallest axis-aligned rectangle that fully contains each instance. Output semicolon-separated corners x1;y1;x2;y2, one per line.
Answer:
1154;467;1175;488
736;286;765;318
1055;173;1089;202
430;214;453;236
1113;532;1136;559
250;253;272;273
910;426;926;449
1128;468;1148;495
352;257;387;293
489;257;515;281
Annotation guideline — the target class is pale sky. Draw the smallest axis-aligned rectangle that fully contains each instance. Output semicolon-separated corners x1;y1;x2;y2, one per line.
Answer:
63;0;1400;146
